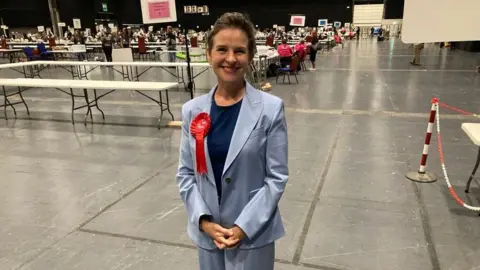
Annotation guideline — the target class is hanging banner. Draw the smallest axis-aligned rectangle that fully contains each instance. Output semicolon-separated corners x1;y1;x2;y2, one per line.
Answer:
290;15;305;27
140;0;177;24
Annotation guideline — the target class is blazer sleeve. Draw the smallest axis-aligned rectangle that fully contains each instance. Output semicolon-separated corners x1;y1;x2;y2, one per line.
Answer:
234;100;288;240
176;105;212;230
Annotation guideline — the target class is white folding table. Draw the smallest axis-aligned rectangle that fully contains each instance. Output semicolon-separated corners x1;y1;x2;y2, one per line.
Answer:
461;123;480;193
0;78;178;125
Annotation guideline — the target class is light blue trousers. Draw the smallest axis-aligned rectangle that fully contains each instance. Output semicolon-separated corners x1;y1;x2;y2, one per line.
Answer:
198;243;275;270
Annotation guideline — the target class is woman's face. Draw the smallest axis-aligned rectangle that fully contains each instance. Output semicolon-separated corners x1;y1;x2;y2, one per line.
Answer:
207;28;250;85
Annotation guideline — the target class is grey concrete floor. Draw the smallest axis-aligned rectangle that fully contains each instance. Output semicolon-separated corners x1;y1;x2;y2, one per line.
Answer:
1;38;480;270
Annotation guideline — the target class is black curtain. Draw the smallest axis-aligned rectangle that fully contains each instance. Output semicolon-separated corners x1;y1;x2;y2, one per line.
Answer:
0;0;50;27
109;0;354;30
1;0;355;31
384;0;404;19
57;0;95;29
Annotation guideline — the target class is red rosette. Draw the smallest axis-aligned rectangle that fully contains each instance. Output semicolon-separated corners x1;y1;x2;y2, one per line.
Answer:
190;112;211;175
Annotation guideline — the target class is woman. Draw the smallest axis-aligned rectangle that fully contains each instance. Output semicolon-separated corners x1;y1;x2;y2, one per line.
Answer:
176;12;289;270
309;31;319;71
277;39;293;67
101;32;113;62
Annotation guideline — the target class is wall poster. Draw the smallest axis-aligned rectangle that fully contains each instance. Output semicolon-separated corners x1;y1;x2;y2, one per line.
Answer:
141;0;177;24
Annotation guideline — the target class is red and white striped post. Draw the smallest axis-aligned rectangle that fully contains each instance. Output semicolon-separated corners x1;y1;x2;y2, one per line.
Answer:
406;98;438;183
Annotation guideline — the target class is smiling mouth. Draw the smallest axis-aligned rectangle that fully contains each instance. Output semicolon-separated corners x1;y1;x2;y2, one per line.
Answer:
221;66;239;73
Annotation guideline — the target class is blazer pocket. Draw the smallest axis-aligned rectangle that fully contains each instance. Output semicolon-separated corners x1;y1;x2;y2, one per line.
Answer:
249;188;262;200
248;126;265;140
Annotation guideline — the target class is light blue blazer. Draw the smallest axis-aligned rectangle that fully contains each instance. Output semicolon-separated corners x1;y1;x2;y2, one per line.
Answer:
176;82;289;250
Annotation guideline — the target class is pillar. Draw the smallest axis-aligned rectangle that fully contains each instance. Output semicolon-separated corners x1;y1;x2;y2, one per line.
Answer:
48;0;60;37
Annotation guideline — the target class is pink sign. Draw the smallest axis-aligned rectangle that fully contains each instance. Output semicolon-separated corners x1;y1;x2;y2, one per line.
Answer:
293;17;303;25
148;1;170;19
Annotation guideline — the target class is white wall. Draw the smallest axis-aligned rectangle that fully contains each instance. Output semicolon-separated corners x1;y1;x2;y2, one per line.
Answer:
381;19;402;25
353;4;384;27
402;0;480;43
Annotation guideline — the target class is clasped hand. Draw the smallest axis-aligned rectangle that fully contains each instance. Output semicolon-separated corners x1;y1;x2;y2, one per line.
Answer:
200;220;246;250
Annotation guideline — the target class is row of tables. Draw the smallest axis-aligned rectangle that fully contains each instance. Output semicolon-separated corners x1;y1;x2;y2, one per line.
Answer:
0;43;280;125
0;60;192;125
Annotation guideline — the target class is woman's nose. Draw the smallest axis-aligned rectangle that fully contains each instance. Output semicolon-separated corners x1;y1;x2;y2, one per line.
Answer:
226;50;237;63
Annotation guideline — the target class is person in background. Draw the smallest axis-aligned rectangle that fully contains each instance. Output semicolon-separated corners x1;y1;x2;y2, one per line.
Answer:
410;42;425;66
176;12;288;270
101;31;114;62
356;27;361;40
294;39;306;55
121;28;130;48
73;30;87;61
309;31;319;71
277;39;293;67
166;25;177;63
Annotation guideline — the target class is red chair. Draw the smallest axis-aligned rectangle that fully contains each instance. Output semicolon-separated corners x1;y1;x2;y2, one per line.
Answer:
138;36;148;60
48;38;56;49
190;36;198;47
334;35;343;48
297;49;307;71
266;35;274;47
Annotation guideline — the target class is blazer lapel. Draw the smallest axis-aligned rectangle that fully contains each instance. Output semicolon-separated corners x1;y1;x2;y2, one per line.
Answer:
222;83;263;176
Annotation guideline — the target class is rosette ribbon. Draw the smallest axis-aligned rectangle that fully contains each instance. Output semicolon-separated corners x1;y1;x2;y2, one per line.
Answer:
190;112;211;175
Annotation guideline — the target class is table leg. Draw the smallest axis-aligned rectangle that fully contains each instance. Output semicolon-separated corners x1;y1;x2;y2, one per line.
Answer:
3;86;7;120
465;146;480;193
93;89;105;120
164;90;174;121
18;87;30;116
70;88;75;124
83;88;92;125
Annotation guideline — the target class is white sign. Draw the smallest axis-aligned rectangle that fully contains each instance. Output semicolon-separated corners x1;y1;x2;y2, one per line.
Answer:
58;22;66;27
73;18;82;29
112;48;134;62
184;5;208;14
290;15;306;27
0;25;7;29
37;26;45;32
402;0;480;43
148;26;154;31
273;24;277;29
140;0;177;24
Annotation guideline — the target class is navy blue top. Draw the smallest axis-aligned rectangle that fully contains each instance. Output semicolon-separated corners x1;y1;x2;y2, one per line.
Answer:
207;94;242;202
